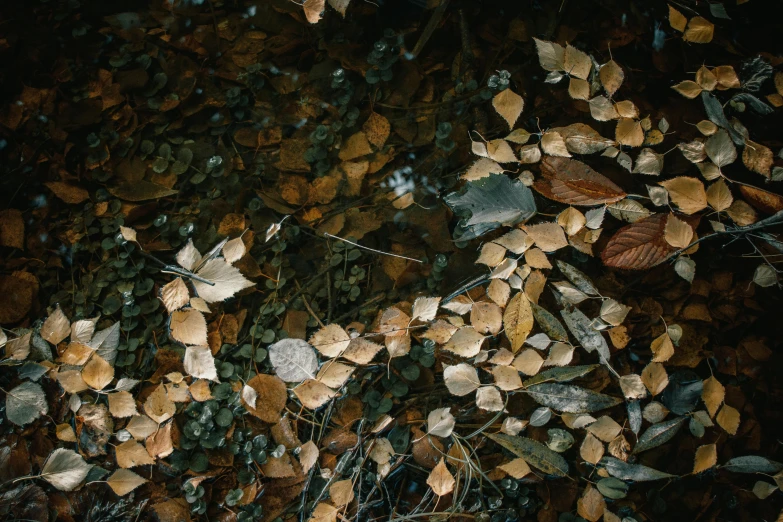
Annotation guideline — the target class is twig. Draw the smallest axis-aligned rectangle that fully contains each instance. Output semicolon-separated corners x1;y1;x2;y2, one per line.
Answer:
410;0;450;58
138;251;215;286
669;210;783;261
323;233;423;263
295;281;325;328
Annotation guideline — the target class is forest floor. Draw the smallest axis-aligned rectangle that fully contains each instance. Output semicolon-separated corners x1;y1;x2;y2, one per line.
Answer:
1;1;783;521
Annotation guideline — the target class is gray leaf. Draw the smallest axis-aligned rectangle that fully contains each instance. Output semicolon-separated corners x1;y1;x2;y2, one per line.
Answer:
632;416;686;454
530;407;552;427
90;322;120;366
556;261;599;296
600;456;675;481
731;93;774;116
40;448;92;491
444;174;536;239
560;307;611;361
721;455;783;474
530;303;568;342
487;433;569;477
6;381;48;426
740;56;773;92
597;477;629;499
661;371;703;415
627;400;642;436
526;383;621;413
268;338;318;383
523;365;599;387
701;92;744;145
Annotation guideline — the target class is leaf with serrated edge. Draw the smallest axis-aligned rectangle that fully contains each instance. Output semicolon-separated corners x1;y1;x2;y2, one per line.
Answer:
6;381;47;426
40;448;92;491
268;338;318;382
427;407;455;438
107;469;147;496
602;213;675;270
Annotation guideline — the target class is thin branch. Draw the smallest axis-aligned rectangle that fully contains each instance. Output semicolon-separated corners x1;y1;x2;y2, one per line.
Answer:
323;233;423;263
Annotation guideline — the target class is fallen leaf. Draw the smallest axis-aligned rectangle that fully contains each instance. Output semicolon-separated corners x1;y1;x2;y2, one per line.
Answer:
492;89;524;129
693;444;717;474
659;177;707;214
427;459;455;496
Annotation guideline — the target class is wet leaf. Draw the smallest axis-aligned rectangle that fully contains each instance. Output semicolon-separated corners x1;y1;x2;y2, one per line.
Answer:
526;383;621;413
601;456;675;481
487;433;569;477
633;416;686;454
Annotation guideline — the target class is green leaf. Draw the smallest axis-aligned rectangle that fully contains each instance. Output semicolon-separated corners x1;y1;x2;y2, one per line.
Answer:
530;302;569;342
525;383;621;413
721;456;783;474
600;457;675;482
522;365;599;387
444;174;536;240
486;433;569;477
632;416;686;454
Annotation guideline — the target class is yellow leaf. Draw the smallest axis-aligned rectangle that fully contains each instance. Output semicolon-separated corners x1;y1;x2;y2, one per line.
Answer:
615;118;644;147
82;354;114;390
499;457;531;478
492;89;524;130
683;16;714;43
580;432;604;465
668;5;687;32
641;362;669;396
427;459;455;496
329;479;355;506
487;139;518;163
696;66;717;91
672;80;703;99
577;484;606;522
702;376;725;417
706;179;733;211
650;332;674;363
294;379;336;409
716;404;740;435
569;77;591;100
512;349;544;376
664;214;694;249
170;309;208;346
503;292;534;352
303;0;325;24
599;60;624;96
660;177;708;214
541;131;571;157
564;44;592;80
108;391;138;418
693;444;717;474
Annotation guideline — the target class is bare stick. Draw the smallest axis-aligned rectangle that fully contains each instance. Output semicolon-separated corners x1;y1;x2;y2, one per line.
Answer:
323;233;423;263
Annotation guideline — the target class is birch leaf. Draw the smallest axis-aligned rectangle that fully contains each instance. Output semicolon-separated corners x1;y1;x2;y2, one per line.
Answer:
268;338;318;382
427;407;455;438
443;363;480;396
40;448;92;491
427;459;455;496
492;89;524;130
486;433;569;477
193;259;254;303
107;469;147;496
6;381;48;426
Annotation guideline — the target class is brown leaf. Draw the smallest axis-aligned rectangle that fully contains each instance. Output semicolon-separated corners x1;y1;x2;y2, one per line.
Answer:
116;440;155;468
664;214;693;249
738;185;783;215
144;384;175;424
0;209;24;249
492;89;524;129
641;362;669;396
616;118;644;147
659;177;707;214
241;374;287;423
303;0;325;24
426;459;455;496
650;332;674;363
363;112;390;149
534;157;625;206
541;131;571;157
525;222;568;252
742;140;773;177
108;181;177;202
599;60;624;96
44;181;90;204
601;213;676;269
580;432;604;465
82;354;114;390
577;484;605;522
160;278;190;313
294;379;336;409
108;391;138;418
706;179;733;211
503;292;534;352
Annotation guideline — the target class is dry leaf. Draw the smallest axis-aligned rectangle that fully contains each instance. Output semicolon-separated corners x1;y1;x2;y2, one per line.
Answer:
541;131;571;157
170;309;208;346
716;404;740;435
683;17;714;43
330;479;355;506
600;60;624;96
427;459;455;496
160;278;190;313
569;77;591;100
743;139;773;177
564;44;592;80
642;362;669;396
503;292;534;352
493;89;524;129
443;363;480;396
616;118;644;147
534;38;565;72
116;440;155;468
650;332;675;362
512;349;544;375
526;222;568;252
108;391;138;418
471;302;503;335
107;469;147;496
706;179;733;211
144;385;175;424
577;484;606;522
363;112;390;149
476;386;504;411
693;444;717;474
41;307;70;345
580;432;605;465
303;0;325;24
443;327;485;358
664;214;694;249
660;177;707;214
294;379;336;409
668;5;687;31
309;323;351;357
499;458;532;478
82;354;114;390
